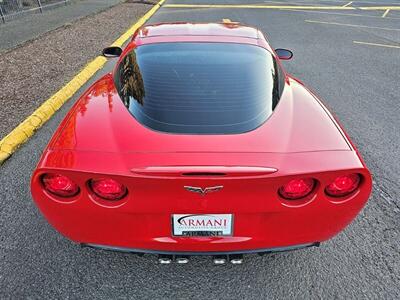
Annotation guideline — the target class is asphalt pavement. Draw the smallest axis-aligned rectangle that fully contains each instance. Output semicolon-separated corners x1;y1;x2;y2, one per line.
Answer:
0;0;399;299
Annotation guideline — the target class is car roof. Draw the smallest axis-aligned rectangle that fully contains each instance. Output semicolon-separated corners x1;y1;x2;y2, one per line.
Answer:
136;22;262;40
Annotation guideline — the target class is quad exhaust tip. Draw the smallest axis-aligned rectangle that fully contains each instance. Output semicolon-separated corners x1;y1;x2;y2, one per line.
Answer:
212;254;243;265
229;254;243;265
157;254;244;265
158;255;189;264
213;256;227;265
158;255;173;264
176;256;189;264
230;258;243;265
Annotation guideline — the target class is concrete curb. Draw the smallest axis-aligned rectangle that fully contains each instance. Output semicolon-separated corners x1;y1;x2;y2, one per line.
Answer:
0;0;165;164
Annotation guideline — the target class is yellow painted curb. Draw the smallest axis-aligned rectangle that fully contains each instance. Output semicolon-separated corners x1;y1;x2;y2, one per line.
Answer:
112;0;166;47
0;0;165;164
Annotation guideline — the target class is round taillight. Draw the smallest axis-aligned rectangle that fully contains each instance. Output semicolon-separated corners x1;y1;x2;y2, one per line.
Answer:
89;178;127;200
325;173;361;197
279;178;315;200
42;173;79;197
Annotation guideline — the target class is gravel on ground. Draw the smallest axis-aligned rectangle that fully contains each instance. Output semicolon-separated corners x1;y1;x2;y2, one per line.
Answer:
0;2;151;139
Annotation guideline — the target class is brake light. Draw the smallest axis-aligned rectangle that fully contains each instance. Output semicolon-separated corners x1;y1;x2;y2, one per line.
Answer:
89;178;127;200
42;174;79;197
279;178;315;200
325;174;361;197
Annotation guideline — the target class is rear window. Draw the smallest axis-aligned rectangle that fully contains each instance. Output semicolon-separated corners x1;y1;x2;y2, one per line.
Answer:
115;42;284;134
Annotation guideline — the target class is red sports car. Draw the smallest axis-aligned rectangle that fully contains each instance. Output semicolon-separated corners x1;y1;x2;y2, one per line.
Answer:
31;22;372;264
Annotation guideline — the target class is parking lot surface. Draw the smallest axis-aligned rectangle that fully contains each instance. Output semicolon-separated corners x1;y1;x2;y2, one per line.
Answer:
0;0;399;299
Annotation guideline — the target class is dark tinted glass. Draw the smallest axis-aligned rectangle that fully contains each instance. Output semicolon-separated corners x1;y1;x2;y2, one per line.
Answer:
115;43;284;134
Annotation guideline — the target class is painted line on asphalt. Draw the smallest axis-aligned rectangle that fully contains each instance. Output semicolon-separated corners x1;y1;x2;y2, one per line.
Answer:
298;0;400;3
342;1;353;8
360;6;400;10
305;20;400;31
164;3;400;11
164;4;356;10
280;8;400;20
353;41;400;49
382;9;390;18
0;0;166;164
261;0;292;3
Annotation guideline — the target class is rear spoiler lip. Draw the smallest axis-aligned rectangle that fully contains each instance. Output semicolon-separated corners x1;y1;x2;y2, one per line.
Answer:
130;166;278;178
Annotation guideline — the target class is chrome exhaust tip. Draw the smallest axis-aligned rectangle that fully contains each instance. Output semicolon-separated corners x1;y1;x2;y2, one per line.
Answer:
213;255;227;265
230;258;243;264
158;255;172;264
176;256;189;264
229;254;243;264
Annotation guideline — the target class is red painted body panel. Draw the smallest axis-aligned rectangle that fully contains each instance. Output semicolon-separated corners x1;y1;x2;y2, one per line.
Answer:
49;75;350;154
136;23;260;39
31;23;372;254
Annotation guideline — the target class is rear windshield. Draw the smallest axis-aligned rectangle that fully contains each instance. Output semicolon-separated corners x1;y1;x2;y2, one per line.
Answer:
114;42;284;134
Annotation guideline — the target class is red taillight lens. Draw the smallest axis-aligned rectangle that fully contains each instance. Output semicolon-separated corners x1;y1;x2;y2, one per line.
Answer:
325;173;361;197
279;178;315;200
42;173;79;197
89;178;127;200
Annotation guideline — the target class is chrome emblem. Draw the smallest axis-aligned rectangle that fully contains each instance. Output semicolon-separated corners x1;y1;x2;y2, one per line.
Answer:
184;185;223;196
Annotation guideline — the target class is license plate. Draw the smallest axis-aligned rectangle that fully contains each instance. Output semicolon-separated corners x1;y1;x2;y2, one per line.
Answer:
172;214;233;237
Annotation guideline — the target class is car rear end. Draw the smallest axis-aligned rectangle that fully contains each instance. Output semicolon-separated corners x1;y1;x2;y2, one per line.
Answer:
31;149;371;262
31;23;372;263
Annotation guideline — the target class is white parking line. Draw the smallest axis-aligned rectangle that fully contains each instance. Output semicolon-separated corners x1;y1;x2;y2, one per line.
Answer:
382;9;390;18
279;8;400;20
353;41;400;49
305;20;400;31
342;1;353;8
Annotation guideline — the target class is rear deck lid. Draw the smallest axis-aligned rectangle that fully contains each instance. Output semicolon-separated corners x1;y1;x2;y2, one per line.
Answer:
50;73;350;154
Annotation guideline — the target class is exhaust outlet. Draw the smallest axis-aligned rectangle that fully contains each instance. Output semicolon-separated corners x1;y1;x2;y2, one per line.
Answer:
158;255;173;264
213;255;227;265
176;256;189;264
229;254;243;264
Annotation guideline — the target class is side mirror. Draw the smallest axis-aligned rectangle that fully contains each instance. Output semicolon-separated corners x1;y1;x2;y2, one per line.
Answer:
102;46;123;58
275;48;293;60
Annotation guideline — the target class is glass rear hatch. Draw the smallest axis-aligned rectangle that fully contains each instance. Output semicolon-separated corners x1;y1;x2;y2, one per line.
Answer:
114;42;285;134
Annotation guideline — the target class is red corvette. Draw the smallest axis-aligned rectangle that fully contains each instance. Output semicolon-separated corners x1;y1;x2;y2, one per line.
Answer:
31;22;372;264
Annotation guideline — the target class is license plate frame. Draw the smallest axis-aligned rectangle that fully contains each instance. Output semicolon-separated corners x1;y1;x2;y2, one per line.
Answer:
172;214;233;237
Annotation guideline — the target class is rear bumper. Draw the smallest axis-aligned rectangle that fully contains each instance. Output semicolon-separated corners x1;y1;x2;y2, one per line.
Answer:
31;151;372;253
82;242;320;255
32;183;370;253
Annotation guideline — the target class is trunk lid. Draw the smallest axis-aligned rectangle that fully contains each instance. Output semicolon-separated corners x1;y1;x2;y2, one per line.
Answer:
51;75;350;154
